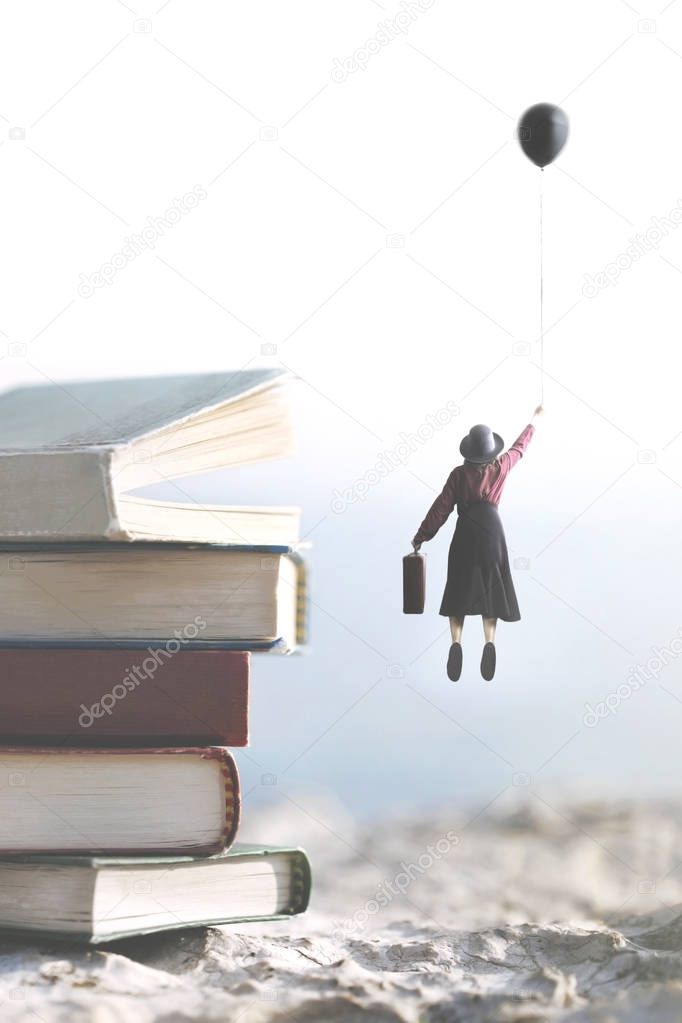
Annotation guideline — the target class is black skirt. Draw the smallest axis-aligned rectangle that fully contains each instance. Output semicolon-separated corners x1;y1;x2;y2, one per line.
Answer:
439;501;520;621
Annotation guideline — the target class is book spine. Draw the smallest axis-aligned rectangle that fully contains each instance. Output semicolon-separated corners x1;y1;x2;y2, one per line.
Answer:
214;748;240;852
292;552;309;649
187;747;240;855
277;550;309;654
287;850;312;915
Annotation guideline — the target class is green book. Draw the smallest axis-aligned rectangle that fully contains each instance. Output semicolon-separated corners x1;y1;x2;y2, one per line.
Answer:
0;844;310;944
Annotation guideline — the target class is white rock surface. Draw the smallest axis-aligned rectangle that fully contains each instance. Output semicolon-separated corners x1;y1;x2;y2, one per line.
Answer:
3;796;682;1021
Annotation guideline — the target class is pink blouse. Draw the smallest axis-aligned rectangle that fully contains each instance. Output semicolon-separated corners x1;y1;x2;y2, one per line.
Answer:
413;424;535;546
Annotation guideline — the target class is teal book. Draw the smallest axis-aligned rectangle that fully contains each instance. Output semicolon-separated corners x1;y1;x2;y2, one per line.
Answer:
0;844;311;943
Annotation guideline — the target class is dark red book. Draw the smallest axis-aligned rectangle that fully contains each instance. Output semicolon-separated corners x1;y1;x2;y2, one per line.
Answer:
0;648;249;746
0;746;240;856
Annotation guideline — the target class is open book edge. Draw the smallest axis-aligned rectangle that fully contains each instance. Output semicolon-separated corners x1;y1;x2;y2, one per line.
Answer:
0;371;298;542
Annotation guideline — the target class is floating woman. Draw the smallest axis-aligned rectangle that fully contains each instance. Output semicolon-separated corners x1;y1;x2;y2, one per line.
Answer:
412;405;543;682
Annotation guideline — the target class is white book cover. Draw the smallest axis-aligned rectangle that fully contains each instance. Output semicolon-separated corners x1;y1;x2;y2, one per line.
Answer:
0;369;298;543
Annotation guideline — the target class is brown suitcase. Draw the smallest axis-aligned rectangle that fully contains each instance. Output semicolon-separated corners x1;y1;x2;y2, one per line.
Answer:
403;552;425;614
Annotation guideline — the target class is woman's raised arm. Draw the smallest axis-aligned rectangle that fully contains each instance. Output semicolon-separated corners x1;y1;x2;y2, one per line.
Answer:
501;406;542;473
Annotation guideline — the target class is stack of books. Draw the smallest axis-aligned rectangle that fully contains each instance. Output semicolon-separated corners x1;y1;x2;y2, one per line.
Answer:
0;370;311;943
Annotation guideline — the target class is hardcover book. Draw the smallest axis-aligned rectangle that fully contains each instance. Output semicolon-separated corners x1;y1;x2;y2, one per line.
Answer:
0;370;299;543
0;844;311;943
0;747;240;856
0;648;249;746
0;543;307;652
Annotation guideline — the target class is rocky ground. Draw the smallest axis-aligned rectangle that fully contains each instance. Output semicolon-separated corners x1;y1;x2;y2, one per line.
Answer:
3;795;682;1021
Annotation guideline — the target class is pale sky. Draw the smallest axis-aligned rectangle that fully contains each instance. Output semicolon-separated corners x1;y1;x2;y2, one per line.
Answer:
1;0;682;815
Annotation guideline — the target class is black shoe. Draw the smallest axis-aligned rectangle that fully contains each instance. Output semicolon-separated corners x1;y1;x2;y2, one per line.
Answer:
480;642;496;681
447;642;463;681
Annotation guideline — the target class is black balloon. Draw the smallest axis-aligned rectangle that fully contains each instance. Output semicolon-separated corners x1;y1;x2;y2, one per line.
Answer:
517;103;569;168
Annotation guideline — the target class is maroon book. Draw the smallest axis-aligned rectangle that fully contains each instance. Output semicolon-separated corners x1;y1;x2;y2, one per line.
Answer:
0;648;249;746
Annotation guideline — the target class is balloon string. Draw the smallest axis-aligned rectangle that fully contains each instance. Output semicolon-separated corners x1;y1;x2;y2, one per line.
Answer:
539;167;544;405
